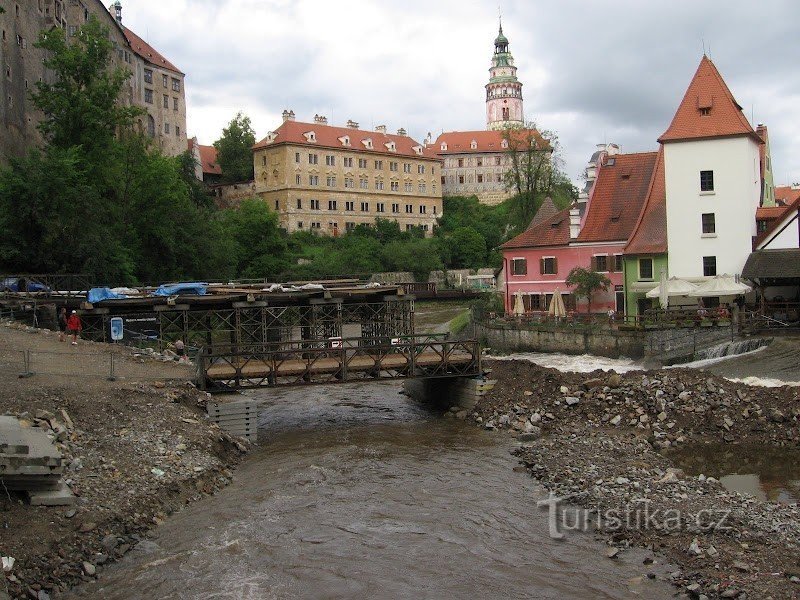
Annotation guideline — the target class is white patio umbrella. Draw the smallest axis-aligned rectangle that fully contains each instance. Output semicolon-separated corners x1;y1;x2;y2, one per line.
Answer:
512;291;525;316
688;274;752;298
548;290;566;318
646;277;699;301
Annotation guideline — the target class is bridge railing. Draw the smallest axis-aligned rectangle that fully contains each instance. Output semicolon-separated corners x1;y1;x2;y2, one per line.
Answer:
197;334;481;389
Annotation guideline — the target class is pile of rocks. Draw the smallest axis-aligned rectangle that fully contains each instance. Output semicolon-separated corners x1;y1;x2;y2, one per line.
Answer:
470;359;800;599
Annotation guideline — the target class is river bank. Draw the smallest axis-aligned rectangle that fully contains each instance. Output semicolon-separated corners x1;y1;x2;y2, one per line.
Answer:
470;359;800;599
0;324;249;599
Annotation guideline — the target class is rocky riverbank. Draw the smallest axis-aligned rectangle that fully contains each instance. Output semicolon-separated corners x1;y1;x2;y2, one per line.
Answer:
468;359;800;599
0;324;249;599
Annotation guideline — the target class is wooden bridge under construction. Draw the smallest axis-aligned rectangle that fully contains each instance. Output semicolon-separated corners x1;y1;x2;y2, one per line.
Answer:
0;275;482;390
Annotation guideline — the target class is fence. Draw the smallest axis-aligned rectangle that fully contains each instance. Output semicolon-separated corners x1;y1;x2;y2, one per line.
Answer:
6;349;190;383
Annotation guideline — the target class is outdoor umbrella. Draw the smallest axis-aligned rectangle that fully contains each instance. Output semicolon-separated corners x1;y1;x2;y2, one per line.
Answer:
512;291;525;316
548;290;566;318
688;274;752;297
645;277;699;300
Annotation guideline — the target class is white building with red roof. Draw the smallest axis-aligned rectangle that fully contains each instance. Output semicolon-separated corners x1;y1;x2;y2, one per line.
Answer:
430;25;548;206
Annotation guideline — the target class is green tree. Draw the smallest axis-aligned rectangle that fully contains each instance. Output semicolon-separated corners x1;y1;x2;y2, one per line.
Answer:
214;112;256;183
177;151;215;209
221;198;289;279
382;239;443;281
446;227;487;269
31;17;141;159
565;267;611;314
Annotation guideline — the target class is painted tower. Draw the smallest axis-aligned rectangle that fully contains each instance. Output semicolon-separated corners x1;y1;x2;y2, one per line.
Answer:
485;23;524;130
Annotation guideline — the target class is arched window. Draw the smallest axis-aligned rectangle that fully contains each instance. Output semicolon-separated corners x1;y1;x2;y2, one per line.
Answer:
147;114;156;138
502;107;510;120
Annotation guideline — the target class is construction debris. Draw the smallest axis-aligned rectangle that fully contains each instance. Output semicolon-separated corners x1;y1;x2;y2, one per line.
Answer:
0;415;74;506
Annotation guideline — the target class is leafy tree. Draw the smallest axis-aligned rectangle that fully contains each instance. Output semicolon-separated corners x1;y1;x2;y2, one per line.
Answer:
446;227;487;269
213;112;256;183
565;267;611;313
221;198;289;279
31;17;141;160
177;151;215;209
381;239;443;281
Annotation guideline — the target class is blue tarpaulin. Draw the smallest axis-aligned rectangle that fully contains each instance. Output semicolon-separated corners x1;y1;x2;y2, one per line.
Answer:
0;278;51;292
151;282;208;297
87;288;128;303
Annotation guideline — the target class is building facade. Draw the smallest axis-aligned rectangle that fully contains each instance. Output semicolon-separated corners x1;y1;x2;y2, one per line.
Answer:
252;113;442;236
433;24;546;205
0;1;185;164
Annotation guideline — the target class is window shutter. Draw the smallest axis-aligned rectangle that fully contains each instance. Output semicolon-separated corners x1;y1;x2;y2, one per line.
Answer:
553;257;558;274
590;256;596;271
540;258;545;274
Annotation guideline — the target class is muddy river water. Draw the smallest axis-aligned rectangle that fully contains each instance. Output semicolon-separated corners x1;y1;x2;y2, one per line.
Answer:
74;382;675;599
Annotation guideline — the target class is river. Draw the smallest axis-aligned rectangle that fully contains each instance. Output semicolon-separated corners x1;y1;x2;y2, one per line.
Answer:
73;381;675;599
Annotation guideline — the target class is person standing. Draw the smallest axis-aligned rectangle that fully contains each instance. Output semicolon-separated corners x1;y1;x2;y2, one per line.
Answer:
58;308;68;342
66;310;82;345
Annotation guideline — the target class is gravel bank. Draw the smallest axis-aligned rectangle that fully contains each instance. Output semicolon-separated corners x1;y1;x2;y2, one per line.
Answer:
0;324;249;599
468;359;800;599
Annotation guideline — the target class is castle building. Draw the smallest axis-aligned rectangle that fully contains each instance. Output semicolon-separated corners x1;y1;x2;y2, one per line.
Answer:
252;112;442;237
432;24;547;205
0;1;185;164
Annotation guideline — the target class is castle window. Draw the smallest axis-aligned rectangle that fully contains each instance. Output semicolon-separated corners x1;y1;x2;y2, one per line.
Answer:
144;89;153;104
703;256;717;277
174;98;179;111
162;74;168;88
172;78;181;92
144;69;153;84
163;94;169;108
700;170;714;192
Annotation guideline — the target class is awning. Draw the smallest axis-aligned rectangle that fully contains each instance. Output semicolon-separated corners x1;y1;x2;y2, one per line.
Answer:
629;281;659;293
688;274;752;297
645;277;698;299
742;249;800;280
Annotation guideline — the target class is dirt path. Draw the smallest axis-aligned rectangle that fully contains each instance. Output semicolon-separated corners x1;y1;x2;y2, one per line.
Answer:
0;323;248;599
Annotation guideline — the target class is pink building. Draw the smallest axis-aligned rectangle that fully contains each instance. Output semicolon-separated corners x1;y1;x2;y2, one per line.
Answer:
501;150;658;314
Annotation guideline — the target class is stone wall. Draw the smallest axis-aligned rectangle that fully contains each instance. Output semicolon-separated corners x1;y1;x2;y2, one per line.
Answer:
475;321;736;362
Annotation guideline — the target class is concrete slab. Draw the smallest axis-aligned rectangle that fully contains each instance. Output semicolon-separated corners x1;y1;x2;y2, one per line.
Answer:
27;483;75;506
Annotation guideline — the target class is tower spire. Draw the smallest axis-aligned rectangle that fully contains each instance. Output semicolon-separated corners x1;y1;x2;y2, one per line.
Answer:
486;23;524;130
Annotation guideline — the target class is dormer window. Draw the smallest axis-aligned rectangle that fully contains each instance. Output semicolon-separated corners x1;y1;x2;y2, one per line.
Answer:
440;142;447;151
362;138;373;149
385;141;396;152
412;145;423;156
303;131;317;143
470;140;477;149
700;107;711;116
338;135;351;147
264;131;276;144
501;139;509;149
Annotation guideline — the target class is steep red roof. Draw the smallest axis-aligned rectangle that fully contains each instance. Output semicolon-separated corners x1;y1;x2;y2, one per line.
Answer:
187;139;221;175
625;146;667;255
253;120;438;160
123;26;183;75
756;206;787;221
431;128;550;155
658;56;760;144
501;206;571;250
577;152;657;243
528;197;559;229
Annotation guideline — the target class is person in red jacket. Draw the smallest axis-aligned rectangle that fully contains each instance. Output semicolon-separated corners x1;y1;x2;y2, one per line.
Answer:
66;310;82;346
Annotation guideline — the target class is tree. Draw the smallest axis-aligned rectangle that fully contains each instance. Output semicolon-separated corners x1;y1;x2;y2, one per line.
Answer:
500;122;579;226
565;267;611;314
220;198;289;279
31;17;141;160
214;112;256;183
446;227;487;269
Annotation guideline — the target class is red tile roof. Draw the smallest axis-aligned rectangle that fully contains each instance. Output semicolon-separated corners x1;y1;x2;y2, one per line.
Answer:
253;120;438;160
123;26;183;75
187;139;221;175
431;128;550;155
501;206;572;249
528;197;559;229
625;146;667;255
756;206;787;221
659;56;760;144
577;152;657;243
775;186;800;206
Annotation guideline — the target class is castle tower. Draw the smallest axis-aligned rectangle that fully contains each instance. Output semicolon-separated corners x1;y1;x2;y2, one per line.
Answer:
485;22;524;130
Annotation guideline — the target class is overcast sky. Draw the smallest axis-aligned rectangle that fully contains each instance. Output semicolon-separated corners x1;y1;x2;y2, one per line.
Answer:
123;0;800;187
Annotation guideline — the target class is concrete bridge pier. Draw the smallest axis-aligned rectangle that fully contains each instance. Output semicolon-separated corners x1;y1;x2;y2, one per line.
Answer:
404;376;495;412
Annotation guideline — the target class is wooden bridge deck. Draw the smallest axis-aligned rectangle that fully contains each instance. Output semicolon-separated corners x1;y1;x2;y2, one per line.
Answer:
198;337;481;389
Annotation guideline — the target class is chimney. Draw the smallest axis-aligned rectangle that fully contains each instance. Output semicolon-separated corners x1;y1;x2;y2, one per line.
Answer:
569;204;581;239
109;1;122;23
313;114;328;125
282;109;295;122
375;124;387;134
397;127;407;136
346;119;359;129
